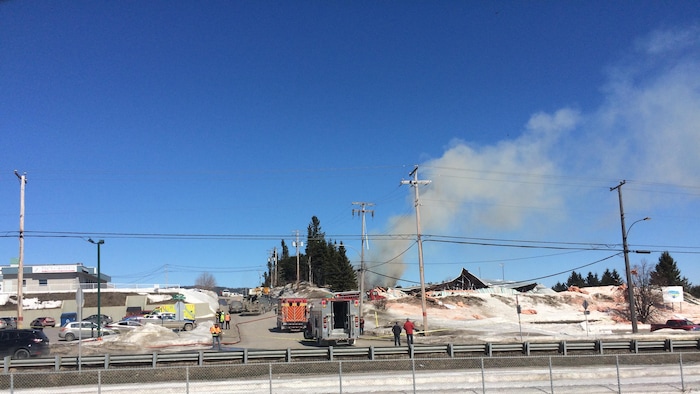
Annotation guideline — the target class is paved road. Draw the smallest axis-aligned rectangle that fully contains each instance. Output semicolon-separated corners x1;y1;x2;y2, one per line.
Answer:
43;310;391;354
229;310;390;349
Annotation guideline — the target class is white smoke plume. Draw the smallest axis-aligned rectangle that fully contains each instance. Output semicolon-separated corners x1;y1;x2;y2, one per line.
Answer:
365;26;700;287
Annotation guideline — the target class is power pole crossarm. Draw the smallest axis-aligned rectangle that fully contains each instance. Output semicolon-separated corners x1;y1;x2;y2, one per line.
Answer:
400;165;431;336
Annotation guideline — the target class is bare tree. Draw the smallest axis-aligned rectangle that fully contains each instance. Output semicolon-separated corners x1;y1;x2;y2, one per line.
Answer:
631;259;662;324
195;272;216;290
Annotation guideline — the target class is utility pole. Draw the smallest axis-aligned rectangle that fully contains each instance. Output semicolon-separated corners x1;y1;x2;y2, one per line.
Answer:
401;166;431;335
293;230;302;289
14;170;26;329
352;201;374;320
611;180;638;334
269;248;278;288
308;256;313;283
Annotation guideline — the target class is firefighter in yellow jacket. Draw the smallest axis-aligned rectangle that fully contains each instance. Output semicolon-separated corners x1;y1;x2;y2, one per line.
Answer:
210;323;222;350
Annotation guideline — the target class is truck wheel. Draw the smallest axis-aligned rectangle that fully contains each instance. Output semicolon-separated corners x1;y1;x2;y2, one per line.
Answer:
183;323;193;331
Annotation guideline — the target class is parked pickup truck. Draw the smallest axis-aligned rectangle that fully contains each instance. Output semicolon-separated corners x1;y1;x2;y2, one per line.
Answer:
139;315;196;331
650;319;700;332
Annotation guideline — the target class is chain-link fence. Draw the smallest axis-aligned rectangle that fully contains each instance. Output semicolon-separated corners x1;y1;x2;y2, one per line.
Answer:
2;352;700;393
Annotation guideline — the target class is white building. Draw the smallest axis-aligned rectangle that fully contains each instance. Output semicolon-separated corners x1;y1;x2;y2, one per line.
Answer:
0;263;110;293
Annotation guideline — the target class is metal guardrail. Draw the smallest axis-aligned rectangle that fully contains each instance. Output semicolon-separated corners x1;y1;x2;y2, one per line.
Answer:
3;337;700;372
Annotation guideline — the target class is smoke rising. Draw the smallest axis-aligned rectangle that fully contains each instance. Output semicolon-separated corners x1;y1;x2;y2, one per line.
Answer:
365;26;700;287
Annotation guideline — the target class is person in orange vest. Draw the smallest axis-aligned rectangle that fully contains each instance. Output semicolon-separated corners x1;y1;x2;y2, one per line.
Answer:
210;323;222;350
224;312;231;329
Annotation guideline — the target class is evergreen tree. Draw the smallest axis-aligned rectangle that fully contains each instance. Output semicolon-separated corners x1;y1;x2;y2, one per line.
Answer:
610;269;623;285
306;216;328;286
552;282;568;292
277;239;303;285
566;271;585;287
689;285;700;299
281;240;290;260
651;251;690;289
331;242;358;291
600;268;623;285
585;271;600;287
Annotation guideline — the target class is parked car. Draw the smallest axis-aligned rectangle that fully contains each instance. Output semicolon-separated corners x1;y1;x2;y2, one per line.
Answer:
82;314;113;325
136;312;175;321
105;320;143;333
0;317;17;329
0;320;6;329
30;317;56;328
0;329;50;359
650;319;700;332
58;321;116;341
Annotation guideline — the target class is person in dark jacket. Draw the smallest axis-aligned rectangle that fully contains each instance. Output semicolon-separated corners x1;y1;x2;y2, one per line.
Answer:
392;322;402;346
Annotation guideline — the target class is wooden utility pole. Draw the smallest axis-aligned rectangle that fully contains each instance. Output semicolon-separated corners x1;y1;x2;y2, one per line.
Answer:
401;166;431;335
14;170;26;329
352;201;374;319
269;248;278;288
293;230;302;289
611;180;637;333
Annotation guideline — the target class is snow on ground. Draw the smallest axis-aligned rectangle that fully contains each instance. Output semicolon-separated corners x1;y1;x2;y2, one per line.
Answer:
363;286;700;343
58;321;217;355
29;284;700;355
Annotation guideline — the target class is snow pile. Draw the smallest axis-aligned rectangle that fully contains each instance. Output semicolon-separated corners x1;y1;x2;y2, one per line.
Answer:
363;285;700;343
141;288;221;318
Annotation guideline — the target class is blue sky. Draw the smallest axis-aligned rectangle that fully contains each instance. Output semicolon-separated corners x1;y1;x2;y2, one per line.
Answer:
2;1;700;290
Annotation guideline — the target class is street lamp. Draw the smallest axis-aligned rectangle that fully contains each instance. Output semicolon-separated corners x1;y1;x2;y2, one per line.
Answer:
88;239;104;337
620;217;650;334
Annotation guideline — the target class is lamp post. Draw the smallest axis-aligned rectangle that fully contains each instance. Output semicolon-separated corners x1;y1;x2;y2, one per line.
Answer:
88;239;104;337
621;217;650;334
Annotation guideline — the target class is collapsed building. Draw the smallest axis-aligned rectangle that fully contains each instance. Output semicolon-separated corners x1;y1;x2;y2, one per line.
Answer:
372;268;553;300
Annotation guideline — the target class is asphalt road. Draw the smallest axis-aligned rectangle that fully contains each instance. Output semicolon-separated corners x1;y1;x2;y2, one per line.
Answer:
225;311;386;349
44;311;388;352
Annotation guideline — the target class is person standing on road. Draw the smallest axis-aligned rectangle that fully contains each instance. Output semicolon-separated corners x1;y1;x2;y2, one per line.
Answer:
219;311;225;327
403;318;415;345
359;317;365;335
392;322;402;346
225;312;231;329
210;323;222;350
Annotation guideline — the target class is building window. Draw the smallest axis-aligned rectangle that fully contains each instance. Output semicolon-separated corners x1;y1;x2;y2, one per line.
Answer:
39;279;48;286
